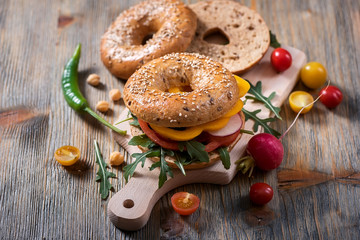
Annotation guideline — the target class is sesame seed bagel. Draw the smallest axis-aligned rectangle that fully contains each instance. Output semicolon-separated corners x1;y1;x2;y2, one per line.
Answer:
187;0;270;75
123;52;240;128
100;0;197;79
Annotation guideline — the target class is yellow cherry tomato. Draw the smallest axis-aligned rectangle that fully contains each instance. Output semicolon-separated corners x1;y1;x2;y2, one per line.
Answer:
289;91;314;114
300;62;327;89
54;146;80;166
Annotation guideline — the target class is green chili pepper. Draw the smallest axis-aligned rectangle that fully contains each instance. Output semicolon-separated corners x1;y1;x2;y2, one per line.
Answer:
61;44;126;135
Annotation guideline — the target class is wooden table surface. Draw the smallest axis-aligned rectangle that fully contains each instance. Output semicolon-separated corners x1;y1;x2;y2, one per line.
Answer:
1;0;359;239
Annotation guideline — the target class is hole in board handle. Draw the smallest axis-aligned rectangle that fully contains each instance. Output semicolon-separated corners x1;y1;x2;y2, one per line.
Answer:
123;199;134;208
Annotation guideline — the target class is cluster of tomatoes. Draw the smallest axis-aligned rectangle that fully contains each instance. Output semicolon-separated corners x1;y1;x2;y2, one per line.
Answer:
171;47;345;216
271;48;343;111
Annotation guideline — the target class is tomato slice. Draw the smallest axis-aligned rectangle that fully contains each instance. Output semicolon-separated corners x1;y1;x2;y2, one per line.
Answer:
54;146;80;166
171;192;200;215
138;118;179;150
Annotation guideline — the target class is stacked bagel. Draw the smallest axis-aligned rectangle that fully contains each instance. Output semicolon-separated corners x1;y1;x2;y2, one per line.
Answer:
101;0;270;169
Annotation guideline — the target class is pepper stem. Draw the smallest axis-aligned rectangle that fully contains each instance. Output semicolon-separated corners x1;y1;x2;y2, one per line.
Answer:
84;107;127;135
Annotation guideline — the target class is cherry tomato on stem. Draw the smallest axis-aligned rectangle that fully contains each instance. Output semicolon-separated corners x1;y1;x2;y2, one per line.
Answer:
289;91;314;114
171;192;200;215
300;62;327;89
271;48;292;72
250;183;274;205
319;85;343;108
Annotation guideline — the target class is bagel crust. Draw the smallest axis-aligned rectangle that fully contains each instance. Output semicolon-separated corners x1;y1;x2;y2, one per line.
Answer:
123;53;240;128
100;0;197;79
187;0;270;74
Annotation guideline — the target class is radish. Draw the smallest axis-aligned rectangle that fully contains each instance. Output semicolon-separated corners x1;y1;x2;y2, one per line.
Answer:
236;84;328;176
236;133;284;176
247;133;283;170
236;133;283;175
207;113;243;137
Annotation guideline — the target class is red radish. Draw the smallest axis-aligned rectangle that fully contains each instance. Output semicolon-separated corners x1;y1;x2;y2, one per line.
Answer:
236;133;284;175
247;133;284;170
207;113;243;137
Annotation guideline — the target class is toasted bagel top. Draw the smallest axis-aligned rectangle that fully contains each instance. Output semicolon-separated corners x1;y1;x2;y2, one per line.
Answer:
123;52;240;128
100;0;197;79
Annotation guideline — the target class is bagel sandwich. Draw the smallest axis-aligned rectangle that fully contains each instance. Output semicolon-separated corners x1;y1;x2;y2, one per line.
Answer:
122;53;250;182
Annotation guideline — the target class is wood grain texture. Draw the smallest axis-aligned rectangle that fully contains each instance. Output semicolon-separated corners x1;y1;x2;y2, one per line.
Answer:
0;0;359;239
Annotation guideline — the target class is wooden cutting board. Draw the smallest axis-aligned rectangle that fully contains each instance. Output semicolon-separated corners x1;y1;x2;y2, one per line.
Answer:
109;46;306;231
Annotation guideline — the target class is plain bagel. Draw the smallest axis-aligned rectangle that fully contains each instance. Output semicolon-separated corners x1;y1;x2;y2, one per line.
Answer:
187;0;270;75
123;52;240;128
100;0;197;79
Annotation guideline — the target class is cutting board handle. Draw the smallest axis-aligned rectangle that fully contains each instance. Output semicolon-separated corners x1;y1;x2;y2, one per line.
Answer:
107;158;238;231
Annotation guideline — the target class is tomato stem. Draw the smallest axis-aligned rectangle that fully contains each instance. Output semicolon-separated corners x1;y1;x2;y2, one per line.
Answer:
279;80;331;141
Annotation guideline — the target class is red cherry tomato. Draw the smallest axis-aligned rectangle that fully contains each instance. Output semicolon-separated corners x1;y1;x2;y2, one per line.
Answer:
171;192;200;215
319;85;343;108
138;118;179;150
249;183;274;205
271;48;292;72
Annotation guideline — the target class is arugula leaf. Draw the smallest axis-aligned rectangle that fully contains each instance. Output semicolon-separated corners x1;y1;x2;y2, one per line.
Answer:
174;151;187;176
115;117;133;125
242;108;281;138
129;114;140;127
128;134;154;148
218;147;230;169
94;140;116;200
240;129;255;135
129;118;139;127
149;148;174;188
245;80;282;120
123;150;160;182
270;31;281;48
185;140;209;162
178;142;185;152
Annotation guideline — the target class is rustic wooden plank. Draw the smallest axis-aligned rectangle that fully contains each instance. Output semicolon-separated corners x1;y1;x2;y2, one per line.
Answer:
0;0;359;239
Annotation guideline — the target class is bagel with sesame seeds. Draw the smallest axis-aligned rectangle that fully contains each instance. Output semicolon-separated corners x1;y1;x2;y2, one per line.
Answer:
123;53;240;128
123;52;251;170
100;0;197;79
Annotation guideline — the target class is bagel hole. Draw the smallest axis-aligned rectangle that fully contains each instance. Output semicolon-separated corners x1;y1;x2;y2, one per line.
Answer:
203;28;230;45
141;32;155;45
166;85;193;93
